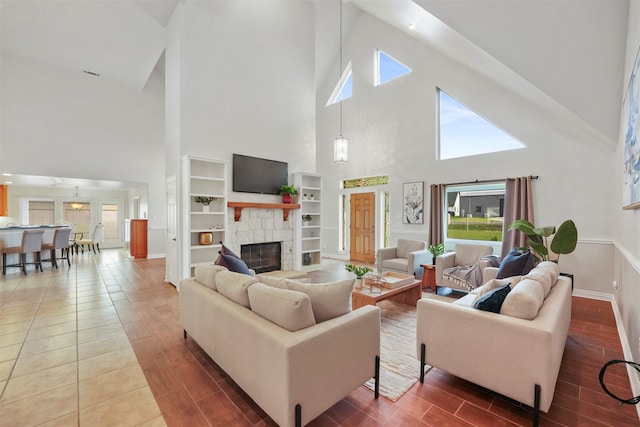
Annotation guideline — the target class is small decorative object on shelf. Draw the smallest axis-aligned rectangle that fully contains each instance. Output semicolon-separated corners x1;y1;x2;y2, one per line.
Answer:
194;196;218;213
310;194;315;200
303;193;308;200
279;184;298;204
199;232;213;245
302;214;312;226
303;253;312;265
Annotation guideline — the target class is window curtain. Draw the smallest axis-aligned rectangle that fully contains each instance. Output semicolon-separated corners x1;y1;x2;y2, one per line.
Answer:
501;176;535;258
429;184;445;246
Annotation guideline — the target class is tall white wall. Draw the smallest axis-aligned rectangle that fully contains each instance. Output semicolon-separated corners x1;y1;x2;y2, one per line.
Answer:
0;54;166;255
172;0;317;193
317;11;616;295
615;0;640;396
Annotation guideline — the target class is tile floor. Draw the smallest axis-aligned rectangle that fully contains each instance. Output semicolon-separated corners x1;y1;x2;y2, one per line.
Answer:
1;250;639;426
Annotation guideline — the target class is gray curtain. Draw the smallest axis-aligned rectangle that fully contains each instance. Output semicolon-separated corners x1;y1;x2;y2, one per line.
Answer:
501;176;535;258
429;184;445;246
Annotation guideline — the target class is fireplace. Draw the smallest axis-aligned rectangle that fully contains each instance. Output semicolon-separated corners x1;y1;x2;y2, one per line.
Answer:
241;242;281;274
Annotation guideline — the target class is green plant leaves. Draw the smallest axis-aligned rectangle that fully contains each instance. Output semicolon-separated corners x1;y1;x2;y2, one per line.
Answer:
550;220;578;255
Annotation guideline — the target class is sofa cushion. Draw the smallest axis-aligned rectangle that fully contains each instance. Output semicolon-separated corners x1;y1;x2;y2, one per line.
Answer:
285;278;354;323
496;248;535;279
471;276;522;300
248;283;316;332
473;283;511;313
258;275;288;289
500;279;545;320
218;252;253;276
216;270;258;308
194;263;228;291
535;261;560;283
523;267;554;297
396;239;426;259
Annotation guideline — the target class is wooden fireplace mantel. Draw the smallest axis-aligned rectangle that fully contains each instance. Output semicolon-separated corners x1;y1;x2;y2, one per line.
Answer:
227;202;300;222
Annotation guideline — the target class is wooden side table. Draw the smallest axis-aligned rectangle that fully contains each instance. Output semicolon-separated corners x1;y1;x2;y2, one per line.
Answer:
420;264;436;292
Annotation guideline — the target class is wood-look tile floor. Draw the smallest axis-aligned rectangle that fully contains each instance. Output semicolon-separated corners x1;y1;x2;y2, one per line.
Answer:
1;250;638;426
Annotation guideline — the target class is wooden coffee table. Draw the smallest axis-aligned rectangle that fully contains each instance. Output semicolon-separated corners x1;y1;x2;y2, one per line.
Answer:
351;279;422;310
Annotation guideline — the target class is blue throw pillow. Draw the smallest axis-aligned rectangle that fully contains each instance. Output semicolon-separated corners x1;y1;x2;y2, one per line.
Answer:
496;248;535;279
473;283;512;313
219;252;252;276
215;243;241;267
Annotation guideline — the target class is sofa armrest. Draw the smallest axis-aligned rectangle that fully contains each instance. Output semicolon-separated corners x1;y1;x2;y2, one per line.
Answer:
483;266;498;283
376;246;397;264
408;249;431;278
435;251;456;286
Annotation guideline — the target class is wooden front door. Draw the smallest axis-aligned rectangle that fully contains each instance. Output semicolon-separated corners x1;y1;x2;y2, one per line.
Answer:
350;192;376;263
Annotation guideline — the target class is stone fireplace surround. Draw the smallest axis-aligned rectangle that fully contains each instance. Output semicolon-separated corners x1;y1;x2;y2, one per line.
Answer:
224;206;295;271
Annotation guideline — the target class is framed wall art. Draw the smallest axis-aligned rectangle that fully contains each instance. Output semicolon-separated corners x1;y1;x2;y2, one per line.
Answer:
623;44;640;210
403;181;424;224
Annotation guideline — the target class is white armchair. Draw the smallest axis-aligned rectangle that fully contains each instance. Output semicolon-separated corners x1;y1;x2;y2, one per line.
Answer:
377;239;430;279
435;244;494;292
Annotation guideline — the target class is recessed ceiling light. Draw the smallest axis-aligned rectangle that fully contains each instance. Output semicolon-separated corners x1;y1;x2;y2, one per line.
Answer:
4;181;12;185
409;23;415;30
2;173;12;177
54;178;63;184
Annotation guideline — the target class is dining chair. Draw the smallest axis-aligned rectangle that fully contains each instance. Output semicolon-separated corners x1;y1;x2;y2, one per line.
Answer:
42;228;72;268
2;229;45;275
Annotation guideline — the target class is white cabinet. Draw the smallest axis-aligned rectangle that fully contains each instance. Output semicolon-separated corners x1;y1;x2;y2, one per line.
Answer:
293;173;322;269
181;156;227;279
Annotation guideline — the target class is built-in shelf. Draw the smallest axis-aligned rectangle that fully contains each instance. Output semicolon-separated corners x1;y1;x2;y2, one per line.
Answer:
227;202;300;222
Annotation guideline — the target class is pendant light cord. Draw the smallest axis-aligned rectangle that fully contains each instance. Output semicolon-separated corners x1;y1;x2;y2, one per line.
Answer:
339;0;343;137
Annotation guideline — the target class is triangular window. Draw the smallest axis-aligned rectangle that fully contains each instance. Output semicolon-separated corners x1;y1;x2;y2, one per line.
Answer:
438;89;525;160
375;50;411;86
327;62;352;106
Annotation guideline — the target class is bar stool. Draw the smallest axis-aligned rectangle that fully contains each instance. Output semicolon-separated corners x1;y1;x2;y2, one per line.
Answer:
42;228;72;268
2;229;45;275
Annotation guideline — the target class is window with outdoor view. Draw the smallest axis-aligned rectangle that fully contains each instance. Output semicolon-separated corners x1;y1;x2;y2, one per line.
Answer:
445;183;505;242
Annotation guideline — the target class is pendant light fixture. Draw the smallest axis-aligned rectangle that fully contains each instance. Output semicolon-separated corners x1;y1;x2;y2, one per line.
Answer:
70;186;83;210
334;0;348;163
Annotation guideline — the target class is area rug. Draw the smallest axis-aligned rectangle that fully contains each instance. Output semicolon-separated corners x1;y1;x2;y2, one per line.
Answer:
364;299;432;401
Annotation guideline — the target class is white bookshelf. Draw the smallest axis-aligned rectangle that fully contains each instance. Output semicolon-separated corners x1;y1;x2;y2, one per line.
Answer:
292;173;322;269
181;156;227;279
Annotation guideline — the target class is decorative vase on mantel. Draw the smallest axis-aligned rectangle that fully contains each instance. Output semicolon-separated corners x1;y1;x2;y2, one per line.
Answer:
282;193;292;204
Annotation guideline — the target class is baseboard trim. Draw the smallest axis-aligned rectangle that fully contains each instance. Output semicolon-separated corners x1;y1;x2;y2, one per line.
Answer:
611;295;640;421
572;289;612;301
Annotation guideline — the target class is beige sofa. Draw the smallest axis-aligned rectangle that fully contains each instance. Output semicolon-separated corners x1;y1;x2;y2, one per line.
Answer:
417;261;571;425
179;265;381;427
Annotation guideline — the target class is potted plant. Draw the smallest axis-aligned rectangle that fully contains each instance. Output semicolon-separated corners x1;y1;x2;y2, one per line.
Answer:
279;184;298;204
194;196;217;212
303;193;308;200
428;243;444;265
302;214;312;226
345;263;372;288
508;219;578;263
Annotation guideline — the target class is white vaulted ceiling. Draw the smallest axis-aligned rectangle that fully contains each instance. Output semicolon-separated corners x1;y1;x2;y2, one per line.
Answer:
0;0;177;91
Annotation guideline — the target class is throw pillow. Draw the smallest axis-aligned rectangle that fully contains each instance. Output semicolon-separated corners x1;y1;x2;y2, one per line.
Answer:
215;270;258;308
285;278;355;322
496;248;535;279
248;283;316;332
214;244;241;267
473;283;512;313
218;252;252;276
500;279;545;320
194;263;228;291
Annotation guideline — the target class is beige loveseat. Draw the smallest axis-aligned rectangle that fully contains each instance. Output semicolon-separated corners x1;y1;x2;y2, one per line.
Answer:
179;265;381;427
417;261;571;425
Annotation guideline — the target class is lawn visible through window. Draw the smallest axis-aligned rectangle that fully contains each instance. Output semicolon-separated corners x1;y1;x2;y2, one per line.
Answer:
445;184;505;242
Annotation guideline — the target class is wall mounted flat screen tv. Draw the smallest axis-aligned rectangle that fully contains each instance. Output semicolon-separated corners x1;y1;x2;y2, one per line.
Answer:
232;154;288;195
